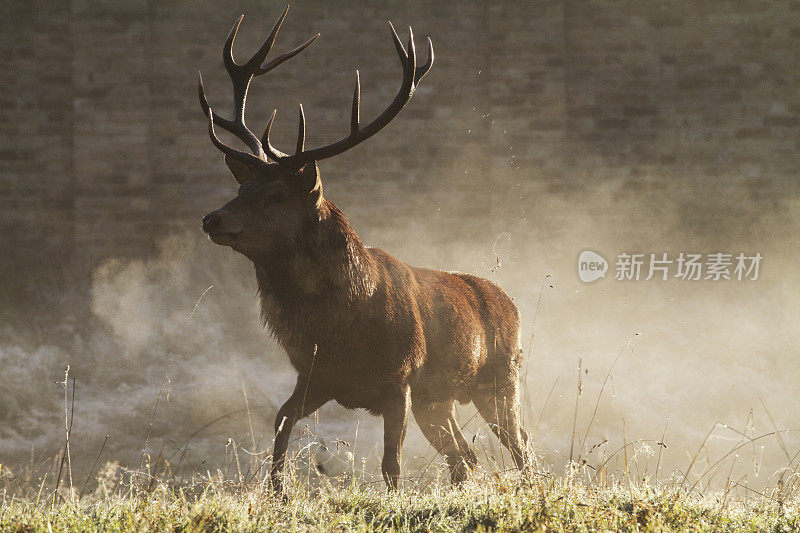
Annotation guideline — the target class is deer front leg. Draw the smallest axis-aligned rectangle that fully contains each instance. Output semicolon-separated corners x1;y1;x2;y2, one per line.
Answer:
381;387;410;491
271;379;327;495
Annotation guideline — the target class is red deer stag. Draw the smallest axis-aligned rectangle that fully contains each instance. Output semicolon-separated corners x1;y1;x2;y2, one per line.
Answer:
199;7;527;492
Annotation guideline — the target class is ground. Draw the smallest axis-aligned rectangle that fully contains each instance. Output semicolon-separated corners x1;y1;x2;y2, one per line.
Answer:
2;467;798;532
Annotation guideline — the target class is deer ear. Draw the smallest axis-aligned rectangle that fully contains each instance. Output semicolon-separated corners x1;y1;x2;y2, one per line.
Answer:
224;155;256;184
297;161;322;196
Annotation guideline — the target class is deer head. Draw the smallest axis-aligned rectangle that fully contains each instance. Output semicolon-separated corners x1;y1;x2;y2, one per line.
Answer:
199;6;433;258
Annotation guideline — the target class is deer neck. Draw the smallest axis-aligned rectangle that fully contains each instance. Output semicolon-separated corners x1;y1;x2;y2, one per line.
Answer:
253;199;375;331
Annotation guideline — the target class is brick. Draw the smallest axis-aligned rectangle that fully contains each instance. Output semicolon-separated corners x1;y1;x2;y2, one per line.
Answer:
0;0;798;285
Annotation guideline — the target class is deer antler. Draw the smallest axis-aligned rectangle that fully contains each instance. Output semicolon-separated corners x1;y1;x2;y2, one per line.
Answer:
198;6;319;166
264;21;434;167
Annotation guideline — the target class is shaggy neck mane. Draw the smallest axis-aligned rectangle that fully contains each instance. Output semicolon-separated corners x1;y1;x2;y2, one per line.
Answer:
253;199;374;341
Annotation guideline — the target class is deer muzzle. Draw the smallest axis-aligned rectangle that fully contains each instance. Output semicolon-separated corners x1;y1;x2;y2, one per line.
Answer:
202;211;242;245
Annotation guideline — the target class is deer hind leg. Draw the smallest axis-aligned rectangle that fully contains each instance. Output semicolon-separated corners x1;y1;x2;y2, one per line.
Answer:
472;382;527;471
412;400;478;484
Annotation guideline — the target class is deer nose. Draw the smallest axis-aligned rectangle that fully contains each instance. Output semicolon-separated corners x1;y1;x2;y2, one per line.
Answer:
202;212;221;233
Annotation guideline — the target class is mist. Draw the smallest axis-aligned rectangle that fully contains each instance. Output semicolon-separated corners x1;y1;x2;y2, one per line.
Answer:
2;178;798;490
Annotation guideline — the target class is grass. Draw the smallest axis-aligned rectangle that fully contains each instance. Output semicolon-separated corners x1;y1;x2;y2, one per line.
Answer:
1;455;799;532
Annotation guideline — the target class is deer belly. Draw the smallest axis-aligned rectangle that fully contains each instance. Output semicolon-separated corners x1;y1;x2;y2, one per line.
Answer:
333;390;385;414
328;376;394;414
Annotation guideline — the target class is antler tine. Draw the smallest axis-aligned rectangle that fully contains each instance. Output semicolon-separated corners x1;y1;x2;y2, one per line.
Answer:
262;110;290;161
416;37;434;83
276;24;431;166
206;107;265;168
404;27;417;89
388;22;406;66
197;72;223;127
351;70;361;135
246;5;290;71
223;15;244;74
258;33;320;75
296;104;306;154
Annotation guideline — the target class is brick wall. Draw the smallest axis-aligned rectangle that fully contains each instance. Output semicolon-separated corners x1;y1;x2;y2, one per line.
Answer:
1;0;798;293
